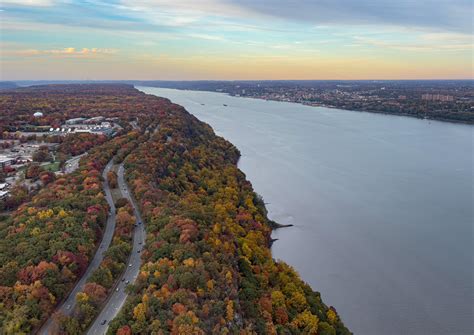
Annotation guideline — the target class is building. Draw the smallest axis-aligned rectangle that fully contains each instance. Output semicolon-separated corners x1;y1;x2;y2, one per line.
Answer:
46;143;60;151
422;94;454;102
0;156;16;169
65;117;86;125
85;116;105;124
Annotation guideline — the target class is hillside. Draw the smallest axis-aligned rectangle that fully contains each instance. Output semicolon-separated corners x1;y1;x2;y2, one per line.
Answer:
0;85;350;334
0;82;18;90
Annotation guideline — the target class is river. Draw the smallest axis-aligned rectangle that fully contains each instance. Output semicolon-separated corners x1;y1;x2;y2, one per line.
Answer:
137;86;473;335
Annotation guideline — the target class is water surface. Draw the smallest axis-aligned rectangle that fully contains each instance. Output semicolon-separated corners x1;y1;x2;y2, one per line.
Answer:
138;86;473;335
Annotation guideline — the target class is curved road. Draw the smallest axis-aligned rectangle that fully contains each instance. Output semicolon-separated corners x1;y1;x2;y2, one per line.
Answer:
38;159;117;334
88;163;145;335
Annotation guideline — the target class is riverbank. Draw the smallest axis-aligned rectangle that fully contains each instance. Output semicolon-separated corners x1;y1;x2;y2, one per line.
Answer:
106;86;352;334
135;83;474;125
226;93;474;125
138;86;473;335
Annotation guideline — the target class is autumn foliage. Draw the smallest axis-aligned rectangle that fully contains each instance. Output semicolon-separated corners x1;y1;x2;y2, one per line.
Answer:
105;89;351;334
0;86;143;334
58;133;108;157
107;170;118;188
0;85;351;335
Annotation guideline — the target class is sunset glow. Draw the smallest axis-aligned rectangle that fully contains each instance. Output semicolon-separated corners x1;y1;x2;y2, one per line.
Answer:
1;0;473;80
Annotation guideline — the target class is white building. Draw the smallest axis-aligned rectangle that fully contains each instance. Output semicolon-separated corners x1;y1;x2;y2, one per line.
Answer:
85;116;105;124
0;156;16;169
65;117;86;125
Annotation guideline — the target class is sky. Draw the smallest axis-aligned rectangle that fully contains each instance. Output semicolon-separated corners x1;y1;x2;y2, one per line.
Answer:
0;0;473;80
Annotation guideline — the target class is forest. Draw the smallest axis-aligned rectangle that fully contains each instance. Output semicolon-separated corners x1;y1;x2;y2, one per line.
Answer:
0;84;351;334
107;91;351;334
0;131;143;333
0;85;149;333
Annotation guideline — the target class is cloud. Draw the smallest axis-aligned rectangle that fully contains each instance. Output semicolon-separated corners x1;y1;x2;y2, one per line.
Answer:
3;47;117;57
2;0;472;36
0;0;472;81
186;33;227;41
119;0;251;19
0;0;54;6
110;0;474;37
227;0;473;33
353;34;473;52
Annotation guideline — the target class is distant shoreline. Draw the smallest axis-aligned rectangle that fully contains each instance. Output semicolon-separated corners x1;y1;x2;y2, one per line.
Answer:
138;85;474;126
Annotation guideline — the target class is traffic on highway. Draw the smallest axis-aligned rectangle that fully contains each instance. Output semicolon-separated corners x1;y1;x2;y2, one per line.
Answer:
87;163;145;335
38;159;117;334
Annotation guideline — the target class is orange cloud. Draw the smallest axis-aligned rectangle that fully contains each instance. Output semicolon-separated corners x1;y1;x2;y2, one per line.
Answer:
6;47;117;57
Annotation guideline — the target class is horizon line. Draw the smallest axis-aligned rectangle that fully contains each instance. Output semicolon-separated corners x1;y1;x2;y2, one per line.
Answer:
3;78;474;82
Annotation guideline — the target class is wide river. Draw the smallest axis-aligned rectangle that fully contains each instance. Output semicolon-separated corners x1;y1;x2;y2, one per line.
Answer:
138;87;473;335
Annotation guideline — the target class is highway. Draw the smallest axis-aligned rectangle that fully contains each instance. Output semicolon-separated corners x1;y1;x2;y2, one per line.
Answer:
87;163;145;335
63;153;87;174
38;159;117;334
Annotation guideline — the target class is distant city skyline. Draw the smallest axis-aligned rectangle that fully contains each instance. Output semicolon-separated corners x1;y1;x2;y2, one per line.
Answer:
1;0;473;80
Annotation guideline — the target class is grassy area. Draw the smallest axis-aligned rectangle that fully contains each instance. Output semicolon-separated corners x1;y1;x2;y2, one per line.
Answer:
111;188;122;203
42;161;60;172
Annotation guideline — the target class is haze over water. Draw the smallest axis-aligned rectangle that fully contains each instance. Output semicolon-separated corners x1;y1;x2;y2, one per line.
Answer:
139;86;473;335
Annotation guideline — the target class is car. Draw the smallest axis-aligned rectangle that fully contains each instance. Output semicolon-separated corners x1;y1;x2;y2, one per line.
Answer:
138;222;142;225
115;287;119;292
121;278;125;282
100;320;107;325
137;250;141;253
66;304;71;310
129;263;132;267
125;280;130;284
138;242;142;245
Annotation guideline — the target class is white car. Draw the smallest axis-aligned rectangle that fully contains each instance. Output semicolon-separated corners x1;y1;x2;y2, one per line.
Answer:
129;263;132;267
